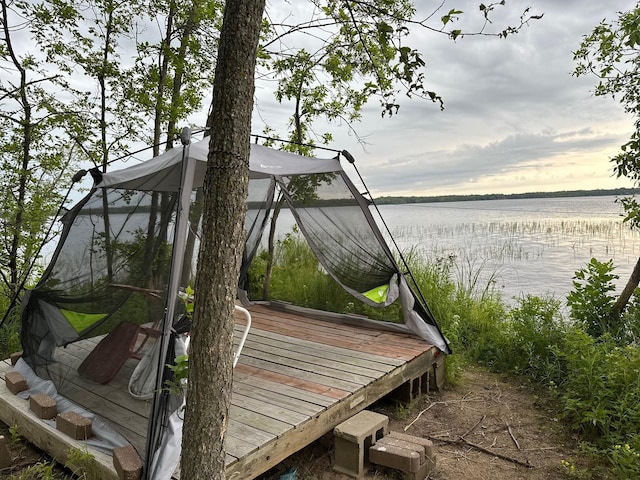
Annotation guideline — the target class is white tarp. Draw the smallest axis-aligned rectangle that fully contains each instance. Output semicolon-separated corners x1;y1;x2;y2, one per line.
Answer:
98;138;342;192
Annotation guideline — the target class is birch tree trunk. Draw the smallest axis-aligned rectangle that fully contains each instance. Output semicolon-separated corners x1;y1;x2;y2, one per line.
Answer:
181;0;265;478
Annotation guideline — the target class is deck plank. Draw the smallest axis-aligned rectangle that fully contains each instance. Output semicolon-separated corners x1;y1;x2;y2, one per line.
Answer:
233;369;336;407
235;323;404;367
0;302;442;480
239;336;393;378
238;355;363;392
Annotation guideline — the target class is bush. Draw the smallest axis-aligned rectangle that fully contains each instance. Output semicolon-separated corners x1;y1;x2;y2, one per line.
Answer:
553;331;640;445
253;234;640;476
567;258;619;339
489;295;568;383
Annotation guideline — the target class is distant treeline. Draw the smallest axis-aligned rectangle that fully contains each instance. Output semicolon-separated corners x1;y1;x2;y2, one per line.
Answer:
374;188;640;205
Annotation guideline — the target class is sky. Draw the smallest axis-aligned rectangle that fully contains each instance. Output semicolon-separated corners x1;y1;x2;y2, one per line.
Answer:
242;0;639;198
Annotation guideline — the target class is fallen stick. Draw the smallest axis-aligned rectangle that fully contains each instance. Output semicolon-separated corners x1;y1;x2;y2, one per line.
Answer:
460;415;485;440
403;397;485;432
403;402;437;431
507;423;521;450
427;435;533;469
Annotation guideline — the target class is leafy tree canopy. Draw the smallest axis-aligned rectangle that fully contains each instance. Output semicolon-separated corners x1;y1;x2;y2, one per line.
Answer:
574;4;640;226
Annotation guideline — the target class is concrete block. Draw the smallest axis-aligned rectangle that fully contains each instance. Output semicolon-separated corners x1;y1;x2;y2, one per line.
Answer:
29;393;57;420
370;440;422;472
10;351;22;366
369;432;436;480
5;371;28;395
334;410;389;478
57;411;93;440
391;371;430;404
113;444;142;480
388;431;436;459
429;352;446;391
0;435;11;469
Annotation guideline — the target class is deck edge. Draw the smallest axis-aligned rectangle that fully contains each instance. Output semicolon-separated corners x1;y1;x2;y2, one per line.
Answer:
224;346;441;480
0;371;118;479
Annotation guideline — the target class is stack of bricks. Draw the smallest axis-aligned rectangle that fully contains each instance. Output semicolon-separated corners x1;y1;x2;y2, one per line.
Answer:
369;431;436;480
333;410;389;478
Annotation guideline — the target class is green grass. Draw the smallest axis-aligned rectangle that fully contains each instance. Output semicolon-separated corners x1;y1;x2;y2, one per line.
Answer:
249;232;640;477
1;224;638;478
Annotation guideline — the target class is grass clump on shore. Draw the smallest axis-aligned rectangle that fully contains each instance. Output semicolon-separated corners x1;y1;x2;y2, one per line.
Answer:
252;232;640;478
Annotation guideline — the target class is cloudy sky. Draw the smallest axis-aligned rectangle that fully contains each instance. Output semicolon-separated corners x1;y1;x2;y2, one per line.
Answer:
247;0;638;197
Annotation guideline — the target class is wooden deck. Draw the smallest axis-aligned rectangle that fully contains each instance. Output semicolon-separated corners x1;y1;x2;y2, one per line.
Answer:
0;302;443;479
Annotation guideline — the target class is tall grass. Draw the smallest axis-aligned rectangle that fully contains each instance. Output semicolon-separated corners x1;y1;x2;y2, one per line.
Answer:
251;231;640;477
388;218;640;265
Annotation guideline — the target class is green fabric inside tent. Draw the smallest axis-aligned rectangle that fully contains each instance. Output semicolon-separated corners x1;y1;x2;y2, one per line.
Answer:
60;309;108;333
363;283;389;304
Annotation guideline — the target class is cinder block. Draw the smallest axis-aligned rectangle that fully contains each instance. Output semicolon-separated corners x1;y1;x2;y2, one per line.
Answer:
57;411;93;440
10;351;22;365
429;352;446;391
334;410;389;478
5;371;28;395
369;432;436;480
29;393;57;420
0;435;11;469
387;431;436;462
391;371;430;404
113;444;142;480
370;440;422;472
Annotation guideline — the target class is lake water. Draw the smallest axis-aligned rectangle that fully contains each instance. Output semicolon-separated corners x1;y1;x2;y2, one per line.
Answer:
276;195;640;304
43;194;640;306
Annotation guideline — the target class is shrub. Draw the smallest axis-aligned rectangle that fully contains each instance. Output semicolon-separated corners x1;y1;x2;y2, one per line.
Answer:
553;331;640;446
490;295;568;383
567;258;618;339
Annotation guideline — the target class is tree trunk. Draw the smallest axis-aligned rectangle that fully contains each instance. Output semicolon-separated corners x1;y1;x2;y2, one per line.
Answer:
611;256;640;321
181;0;265;478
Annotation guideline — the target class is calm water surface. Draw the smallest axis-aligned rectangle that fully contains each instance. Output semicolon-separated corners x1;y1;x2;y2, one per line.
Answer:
278;195;640;304
375;196;640;303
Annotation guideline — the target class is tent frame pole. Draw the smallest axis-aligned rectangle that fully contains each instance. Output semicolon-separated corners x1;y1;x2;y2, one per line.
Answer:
143;128;196;478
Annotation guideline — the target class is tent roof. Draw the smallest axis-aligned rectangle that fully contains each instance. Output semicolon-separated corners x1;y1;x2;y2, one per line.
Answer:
97;137;343;192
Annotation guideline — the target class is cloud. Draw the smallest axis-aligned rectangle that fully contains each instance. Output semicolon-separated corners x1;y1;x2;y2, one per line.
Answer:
252;0;637;196
355;127;629;195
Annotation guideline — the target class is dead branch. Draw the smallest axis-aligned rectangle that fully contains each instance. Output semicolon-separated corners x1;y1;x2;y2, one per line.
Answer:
427;435;533;469
460;415;485;440
403;397;486;432
507;423;521;450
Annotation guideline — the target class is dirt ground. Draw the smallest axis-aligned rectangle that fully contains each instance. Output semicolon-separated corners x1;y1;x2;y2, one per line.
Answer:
1;366;594;479
260;365;595;480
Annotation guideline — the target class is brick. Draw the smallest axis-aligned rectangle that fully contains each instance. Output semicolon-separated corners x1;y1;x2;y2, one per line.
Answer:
113;444;142;480
334;410;389;478
56;411;93;440
369;433;436;480
29;393;57;420
5;371;28;395
0;435;11;469
10;351;23;366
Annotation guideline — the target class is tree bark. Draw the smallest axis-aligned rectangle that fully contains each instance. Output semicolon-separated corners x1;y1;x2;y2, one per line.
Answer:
181;0;265;479
611;256;640;321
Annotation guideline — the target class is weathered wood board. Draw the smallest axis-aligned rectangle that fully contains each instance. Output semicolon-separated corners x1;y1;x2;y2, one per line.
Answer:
0;302;443;479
